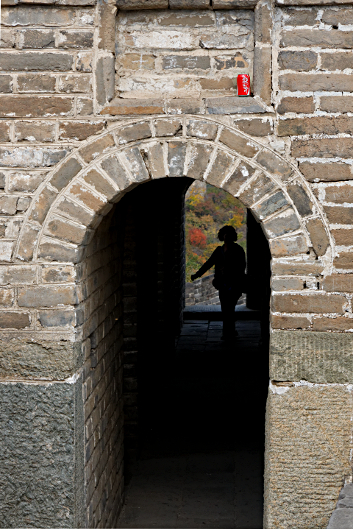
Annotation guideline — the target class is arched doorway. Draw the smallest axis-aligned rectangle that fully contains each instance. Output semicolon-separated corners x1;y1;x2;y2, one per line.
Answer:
12;116;341;529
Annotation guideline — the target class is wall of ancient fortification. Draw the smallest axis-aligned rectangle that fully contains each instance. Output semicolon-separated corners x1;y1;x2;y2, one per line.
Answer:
1;0;353;528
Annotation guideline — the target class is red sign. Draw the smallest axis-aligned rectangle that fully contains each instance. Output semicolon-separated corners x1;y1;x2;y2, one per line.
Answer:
237;74;250;96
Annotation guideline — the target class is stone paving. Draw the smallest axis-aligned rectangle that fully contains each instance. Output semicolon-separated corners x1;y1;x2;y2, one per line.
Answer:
117;319;267;529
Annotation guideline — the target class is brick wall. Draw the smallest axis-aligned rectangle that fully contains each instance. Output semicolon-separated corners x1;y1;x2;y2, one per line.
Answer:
185;274;220;306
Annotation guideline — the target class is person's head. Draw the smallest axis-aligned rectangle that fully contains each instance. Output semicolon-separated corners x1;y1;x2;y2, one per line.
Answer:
218;225;238;243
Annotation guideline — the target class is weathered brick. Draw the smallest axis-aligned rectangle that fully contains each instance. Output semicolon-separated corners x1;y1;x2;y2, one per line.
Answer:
222;161;256;196
19;29;55;49
2;7;72;26
79;134;115;163
331;228;353;246
234;118;272;137
254;47;271;104
320;96;353;114
0;29;16;49
323;274;353;293
283;8;318;26
271;315;311;330
279;116;353;137
312;317;353;332
119;53;155;71
154;118;182;137
186;144;212;181
39;310;75;328
270;234;308;257
272;293;346;313
214;54;249;70
306;218;330;257
0;265;36;285
57;30;94;49
0;123;10;142
16;225;40;261
159;12;213;25
96;56;115;106
253;190;289;220
116;0;168;8
58;74;92;93
67;182;107;213
165;98;203;115
0;289;14;307
38;239;82;263
272;260;324;276
50;158;82;192
292;138;353;159
18;286;77;307
76;52;93;73
213;1;258;10
263;208;300;238
0;96;73;118
8;172;46;193
15;122;55;143
0;311;31;329
279;74;353;92
162;55;210;70
287;183;313;217
281;29;353;48
82;169;117;201
186;119;218;140
169;0;210;7
200;78;235;91
0;52;73;71
140;142;167;179
334;252;353;270
17;198;31;213
168;142;186;177
98;1;116;52
238;173;276;208
100;156;131;191
272;277;304;291
59;121;105;141
321;52;353;71
277;97;315;115
322;184;353;204
278;51;317;71
17;74;56;93
0;196;18;215
321;8;353;26
325;206;353;225
0;147;68;168
219;129;259;158
45;217;88;245
101;98;164;115
299;162;352;182
0;76;12;94
206;96;266;114
206;150;234;187
41;265;75;283
116;122;152;145
256;151;293;181
29;187;58;224
120;147;149;182
77;98;94;116
255;1;272;44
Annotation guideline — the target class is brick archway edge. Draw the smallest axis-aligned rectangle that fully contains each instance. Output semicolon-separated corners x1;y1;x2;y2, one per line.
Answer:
14;115;332;265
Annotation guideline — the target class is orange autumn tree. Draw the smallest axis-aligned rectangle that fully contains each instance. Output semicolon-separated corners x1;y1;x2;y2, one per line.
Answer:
185;183;246;280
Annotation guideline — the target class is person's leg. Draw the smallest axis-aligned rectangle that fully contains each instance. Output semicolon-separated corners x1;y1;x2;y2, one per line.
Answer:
219;289;235;339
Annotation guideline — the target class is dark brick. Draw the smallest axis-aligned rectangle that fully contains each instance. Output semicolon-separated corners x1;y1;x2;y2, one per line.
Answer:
0;52;73;71
0;75;12;93
19;29;55;49
281;29;353;49
17;74;56;93
58;31;94;49
277;97;315;115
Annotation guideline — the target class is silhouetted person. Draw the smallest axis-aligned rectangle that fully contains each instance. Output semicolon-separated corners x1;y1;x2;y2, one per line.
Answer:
191;225;246;340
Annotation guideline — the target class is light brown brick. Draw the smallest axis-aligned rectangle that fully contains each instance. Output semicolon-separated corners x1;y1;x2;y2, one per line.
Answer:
15;122;55;143
16;225;40;261
299;162;352;182
281;28;353;48
312;316;353;332
322;184;353;204
322;8;353;26
0;311;31;329
306;218;330;257
101;98;164;116
270;234;308;257
292;138;353;159
272;293;346;313
29;186;58;224
277;97;315;115
119;53;155;71
38;240;82;263
0;96;73;118
59;121;105;141
45;217;88;245
41;265;75;283
8;172;46;193
116;122;152;145
271;315;311;330
272;261;324;276
0;76;12;94
67;182;107;212
334;252;353;270
58;74;92;93
0;123;10;142
279;74;353;92
256;151;293;181
323;274;353;293
223;161;256;196
206;150;234;187
154;118;182;137
320;96;353;114
82;169;117;201
2;7;73;26
0;289;14;307
279;116;353;137
79;134;115;163
219;129;259;158
324;206;353;225
331;228;353;247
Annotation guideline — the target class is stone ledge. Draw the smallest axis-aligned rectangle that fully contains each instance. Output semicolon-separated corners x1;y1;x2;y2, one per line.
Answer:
270;330;353;383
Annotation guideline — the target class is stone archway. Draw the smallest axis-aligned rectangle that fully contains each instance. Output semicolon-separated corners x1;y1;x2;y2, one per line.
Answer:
5;116;350;530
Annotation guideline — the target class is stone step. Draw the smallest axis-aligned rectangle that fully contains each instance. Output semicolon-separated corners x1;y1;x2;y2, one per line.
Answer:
183;303;261;321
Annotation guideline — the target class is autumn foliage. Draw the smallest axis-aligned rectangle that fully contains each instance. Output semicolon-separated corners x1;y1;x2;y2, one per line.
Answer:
185;183;246;279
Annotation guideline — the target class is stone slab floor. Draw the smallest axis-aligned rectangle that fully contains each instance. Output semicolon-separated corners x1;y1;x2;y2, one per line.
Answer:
117;319;267;529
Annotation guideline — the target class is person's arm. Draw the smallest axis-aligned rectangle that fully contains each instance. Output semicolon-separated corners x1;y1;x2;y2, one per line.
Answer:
191;249;218;281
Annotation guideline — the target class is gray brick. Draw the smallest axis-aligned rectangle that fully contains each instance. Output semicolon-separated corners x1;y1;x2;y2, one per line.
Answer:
0;52;73;71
